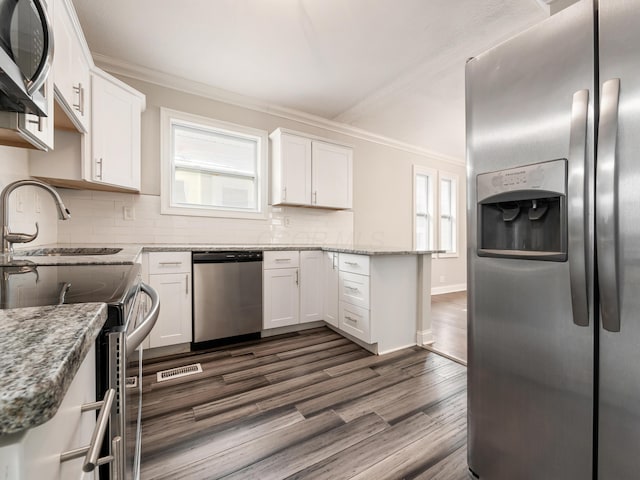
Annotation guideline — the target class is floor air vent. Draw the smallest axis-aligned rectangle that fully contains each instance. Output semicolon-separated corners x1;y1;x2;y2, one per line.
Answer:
156;363;203;382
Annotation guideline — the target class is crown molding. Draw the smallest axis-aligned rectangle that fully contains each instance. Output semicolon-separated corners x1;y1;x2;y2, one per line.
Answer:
92;53;464;166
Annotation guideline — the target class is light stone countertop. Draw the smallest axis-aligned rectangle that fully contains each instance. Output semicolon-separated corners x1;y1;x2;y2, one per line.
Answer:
143;244;441;255
1;244;441;267
2;244;144;266
0;303;107;435
159;244;442;254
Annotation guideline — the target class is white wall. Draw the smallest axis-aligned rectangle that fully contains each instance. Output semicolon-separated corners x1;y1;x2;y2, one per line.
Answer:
0;146;58;248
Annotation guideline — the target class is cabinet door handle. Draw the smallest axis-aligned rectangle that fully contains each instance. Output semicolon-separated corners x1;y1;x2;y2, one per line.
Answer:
96;158;103;180
28;116;43;132
295;269;299;286
185;274;189;294
73;83;85;115
313;191;318;204
283;186;287;201
332;253;337;269
60;388;116;472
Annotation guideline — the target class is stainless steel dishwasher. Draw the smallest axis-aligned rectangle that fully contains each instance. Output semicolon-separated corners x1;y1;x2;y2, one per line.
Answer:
192;251;263;343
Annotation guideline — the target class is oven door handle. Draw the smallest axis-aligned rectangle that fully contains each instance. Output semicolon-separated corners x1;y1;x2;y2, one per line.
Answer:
126;282;160;356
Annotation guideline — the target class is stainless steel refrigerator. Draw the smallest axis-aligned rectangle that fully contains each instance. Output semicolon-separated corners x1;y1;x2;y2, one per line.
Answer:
466;0;640;478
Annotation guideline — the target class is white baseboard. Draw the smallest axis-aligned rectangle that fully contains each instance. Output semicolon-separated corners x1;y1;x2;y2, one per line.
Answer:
416;329;434;346
431;283;467;295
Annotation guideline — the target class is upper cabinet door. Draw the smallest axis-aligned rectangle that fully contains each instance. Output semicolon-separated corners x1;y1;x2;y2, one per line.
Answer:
270;128;353;209
311;140;353;209
91;72;143;191
53;0;91;133
272;132;312;205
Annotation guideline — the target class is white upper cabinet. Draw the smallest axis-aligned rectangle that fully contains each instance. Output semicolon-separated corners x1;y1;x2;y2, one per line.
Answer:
270;128;353;210
90;70;143;191
53;0;92;133
311;141;353;209
30;68;144;192
271;132;311;205
29;1;145;193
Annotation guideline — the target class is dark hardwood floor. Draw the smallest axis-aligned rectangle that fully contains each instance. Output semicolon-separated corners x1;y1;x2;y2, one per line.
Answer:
140;327;468;480
428;292;467;364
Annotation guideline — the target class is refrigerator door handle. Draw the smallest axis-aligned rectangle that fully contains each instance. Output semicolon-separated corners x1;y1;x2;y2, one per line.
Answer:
568;89;590;326
596;78;621;332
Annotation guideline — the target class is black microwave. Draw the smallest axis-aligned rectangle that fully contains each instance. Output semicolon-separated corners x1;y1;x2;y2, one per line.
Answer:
0;0;53;117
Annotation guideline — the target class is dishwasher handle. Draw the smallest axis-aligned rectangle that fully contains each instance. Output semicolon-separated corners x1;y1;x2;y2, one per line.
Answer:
193;251;263;263
126;282;160;356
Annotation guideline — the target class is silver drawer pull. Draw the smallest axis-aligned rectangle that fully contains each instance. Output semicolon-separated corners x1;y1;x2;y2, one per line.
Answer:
345;315;358;324
158;261;182;265
344;261;359;266
60;388;115;472
274;258;291;262
345;286;360;293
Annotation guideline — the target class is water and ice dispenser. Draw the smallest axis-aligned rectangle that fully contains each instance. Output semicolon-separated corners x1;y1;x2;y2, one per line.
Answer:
476;159;567;261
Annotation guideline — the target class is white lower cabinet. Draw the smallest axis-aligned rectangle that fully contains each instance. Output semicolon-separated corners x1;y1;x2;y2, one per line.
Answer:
263;267;300;329
339;271;370;309
323;252;339;327
337;253;418;353
339;301;371;343
300;250;323;323
263;250;326;330
145;252;192;348
0;346;96;480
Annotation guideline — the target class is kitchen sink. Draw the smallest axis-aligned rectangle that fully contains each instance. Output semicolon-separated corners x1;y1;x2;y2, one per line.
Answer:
18;247;123;257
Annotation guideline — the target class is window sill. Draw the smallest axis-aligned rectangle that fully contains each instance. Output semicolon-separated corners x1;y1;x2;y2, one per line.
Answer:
161;203;268;220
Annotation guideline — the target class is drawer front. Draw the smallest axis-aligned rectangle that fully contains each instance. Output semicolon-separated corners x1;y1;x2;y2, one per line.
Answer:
339;271;370;309
148;251;192;274
264;250;300;269
339;301;371;343
339;253;370;275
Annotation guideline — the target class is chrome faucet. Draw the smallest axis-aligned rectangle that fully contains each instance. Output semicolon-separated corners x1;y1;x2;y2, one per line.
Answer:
1;179;71;255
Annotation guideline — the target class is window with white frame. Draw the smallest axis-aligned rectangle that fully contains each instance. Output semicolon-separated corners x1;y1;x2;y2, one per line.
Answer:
161;108;268;219
413;166;436;250
439;172;458;255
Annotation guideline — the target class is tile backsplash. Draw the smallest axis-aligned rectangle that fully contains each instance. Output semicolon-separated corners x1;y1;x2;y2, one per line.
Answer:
57;188;354;245
0;147;58;248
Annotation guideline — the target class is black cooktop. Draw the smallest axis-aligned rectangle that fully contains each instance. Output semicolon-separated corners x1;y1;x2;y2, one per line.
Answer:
0;263;140;310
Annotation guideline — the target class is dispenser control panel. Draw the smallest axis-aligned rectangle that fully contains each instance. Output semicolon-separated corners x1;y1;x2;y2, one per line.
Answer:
477;158;566;203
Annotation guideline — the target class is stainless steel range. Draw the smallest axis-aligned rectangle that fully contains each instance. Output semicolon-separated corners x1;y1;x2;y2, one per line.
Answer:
0;263;159;480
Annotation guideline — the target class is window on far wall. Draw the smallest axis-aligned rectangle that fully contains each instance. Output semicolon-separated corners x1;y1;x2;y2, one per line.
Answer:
439;172;458;255
413;166;436;250
161;108;268;219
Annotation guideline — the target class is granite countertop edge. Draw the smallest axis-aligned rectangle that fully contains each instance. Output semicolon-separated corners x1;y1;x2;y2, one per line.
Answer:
0;303;108;435
3;244;441;266
142;245;444;255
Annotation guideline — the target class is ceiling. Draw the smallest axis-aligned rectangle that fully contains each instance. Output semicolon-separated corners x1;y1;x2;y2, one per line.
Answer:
72;0;550;161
